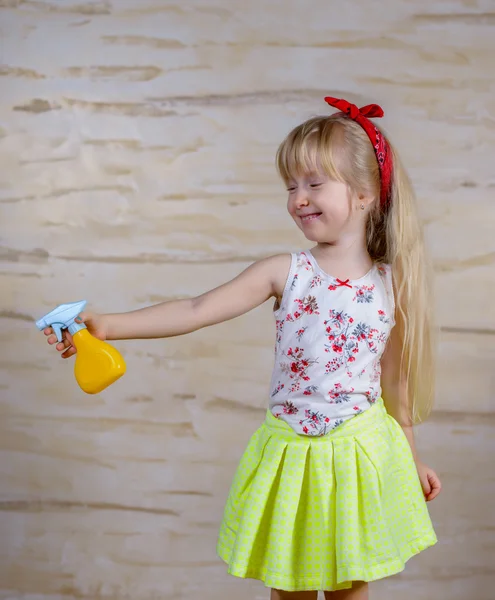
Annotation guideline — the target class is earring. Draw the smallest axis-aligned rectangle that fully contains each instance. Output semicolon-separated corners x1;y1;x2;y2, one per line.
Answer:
360;203;365;210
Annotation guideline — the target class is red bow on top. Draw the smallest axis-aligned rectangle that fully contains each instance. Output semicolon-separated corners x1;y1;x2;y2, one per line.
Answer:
325;97;384;120
324;97;392;208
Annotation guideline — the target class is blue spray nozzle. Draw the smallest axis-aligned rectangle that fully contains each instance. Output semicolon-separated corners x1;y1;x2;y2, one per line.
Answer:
36;300;87;342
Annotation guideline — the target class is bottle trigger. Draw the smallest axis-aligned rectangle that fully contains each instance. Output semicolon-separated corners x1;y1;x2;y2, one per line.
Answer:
52;323;64;343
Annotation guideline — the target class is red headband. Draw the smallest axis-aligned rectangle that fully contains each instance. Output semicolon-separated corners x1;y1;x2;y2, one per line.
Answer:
324;96;393;208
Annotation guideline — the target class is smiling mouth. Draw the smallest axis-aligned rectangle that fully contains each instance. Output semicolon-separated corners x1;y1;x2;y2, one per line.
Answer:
300;213;322;222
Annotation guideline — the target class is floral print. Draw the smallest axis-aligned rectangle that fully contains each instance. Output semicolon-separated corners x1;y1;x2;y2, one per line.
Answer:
299;408;330;436
271;381;285;398
270;251;395;436
310;274;322;289
353;284;375;303
296;327;307;341
328;382;355;403
365;389;379;405
297;252;314;271
275;318;285;345
282;400;299;415
298;408;344;436
369;357;381;384
286;295;320;322
378;309;390;324
322;310;387;378
303;384;319;396
280;346;319;393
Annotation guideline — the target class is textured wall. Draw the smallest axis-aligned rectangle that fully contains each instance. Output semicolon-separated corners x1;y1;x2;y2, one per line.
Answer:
1;1;494;599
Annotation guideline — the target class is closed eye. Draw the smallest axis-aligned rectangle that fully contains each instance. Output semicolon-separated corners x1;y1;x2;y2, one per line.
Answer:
310;183;323;188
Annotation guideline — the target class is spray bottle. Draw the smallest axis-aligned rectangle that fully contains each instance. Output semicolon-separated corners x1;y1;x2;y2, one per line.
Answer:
36;301;126;394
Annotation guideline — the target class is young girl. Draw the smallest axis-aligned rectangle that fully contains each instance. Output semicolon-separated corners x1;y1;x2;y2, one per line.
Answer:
44;96;441;599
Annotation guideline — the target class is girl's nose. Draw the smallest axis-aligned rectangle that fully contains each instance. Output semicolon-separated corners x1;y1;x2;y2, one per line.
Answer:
295;191;309;208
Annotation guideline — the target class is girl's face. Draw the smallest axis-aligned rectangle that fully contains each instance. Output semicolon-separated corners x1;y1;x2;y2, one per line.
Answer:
286;171;361;243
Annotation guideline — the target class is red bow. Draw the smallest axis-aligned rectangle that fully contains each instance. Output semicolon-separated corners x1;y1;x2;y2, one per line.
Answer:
324;97;384;120
336;278;352;288
324;97;392;208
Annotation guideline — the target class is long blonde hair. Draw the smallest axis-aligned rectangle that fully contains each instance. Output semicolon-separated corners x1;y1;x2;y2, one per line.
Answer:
276;114;435;424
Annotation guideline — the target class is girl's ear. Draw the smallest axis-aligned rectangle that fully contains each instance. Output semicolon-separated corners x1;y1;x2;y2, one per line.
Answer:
356;191;375;210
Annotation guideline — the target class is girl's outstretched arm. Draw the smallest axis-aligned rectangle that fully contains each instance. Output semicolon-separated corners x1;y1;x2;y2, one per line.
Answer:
46;254;291;355
105;253;290;339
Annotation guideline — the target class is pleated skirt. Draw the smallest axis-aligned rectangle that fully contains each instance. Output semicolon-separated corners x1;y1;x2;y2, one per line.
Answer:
217;398;437;592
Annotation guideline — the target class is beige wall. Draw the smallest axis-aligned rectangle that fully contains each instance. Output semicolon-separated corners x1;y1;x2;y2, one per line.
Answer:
1;1;494;599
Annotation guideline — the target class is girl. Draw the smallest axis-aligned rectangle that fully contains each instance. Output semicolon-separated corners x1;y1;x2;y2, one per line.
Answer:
44;96;441;599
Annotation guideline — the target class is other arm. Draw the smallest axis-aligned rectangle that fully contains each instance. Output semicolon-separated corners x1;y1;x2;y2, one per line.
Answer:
381;326;442;502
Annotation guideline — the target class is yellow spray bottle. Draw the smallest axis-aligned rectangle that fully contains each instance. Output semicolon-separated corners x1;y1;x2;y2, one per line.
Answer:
36;300;126;394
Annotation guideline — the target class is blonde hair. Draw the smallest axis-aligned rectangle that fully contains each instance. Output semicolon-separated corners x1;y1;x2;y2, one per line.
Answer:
276;115;435;424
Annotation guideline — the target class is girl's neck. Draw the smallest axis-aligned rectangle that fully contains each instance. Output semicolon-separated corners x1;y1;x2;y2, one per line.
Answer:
310;238;373;280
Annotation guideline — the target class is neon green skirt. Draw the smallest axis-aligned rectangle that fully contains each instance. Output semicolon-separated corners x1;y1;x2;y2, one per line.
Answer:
217;398;437;592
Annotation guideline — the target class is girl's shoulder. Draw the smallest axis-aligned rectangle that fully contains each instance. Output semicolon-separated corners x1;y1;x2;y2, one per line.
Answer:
260;251;318;304
374;262;394;289
374;262;396;317
255;253;293;300
375;262;393;278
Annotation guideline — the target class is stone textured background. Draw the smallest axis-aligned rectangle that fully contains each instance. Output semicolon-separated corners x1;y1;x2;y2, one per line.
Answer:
1;1;494;599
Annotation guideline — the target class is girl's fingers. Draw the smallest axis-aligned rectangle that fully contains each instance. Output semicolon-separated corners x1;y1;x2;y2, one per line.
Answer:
56;337;72;352
42;326;76;356
61;346;76;359
420;474;431;497
61;335;75;358
426;473;442;501
428;489;440;502
44;328;59;344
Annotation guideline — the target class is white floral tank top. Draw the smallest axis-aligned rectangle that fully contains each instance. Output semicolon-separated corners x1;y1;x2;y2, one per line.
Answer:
269;250;395;436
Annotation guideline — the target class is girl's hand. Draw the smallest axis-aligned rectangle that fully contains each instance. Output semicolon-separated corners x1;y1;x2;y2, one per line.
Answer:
415;461;442;502
43;311;108;359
